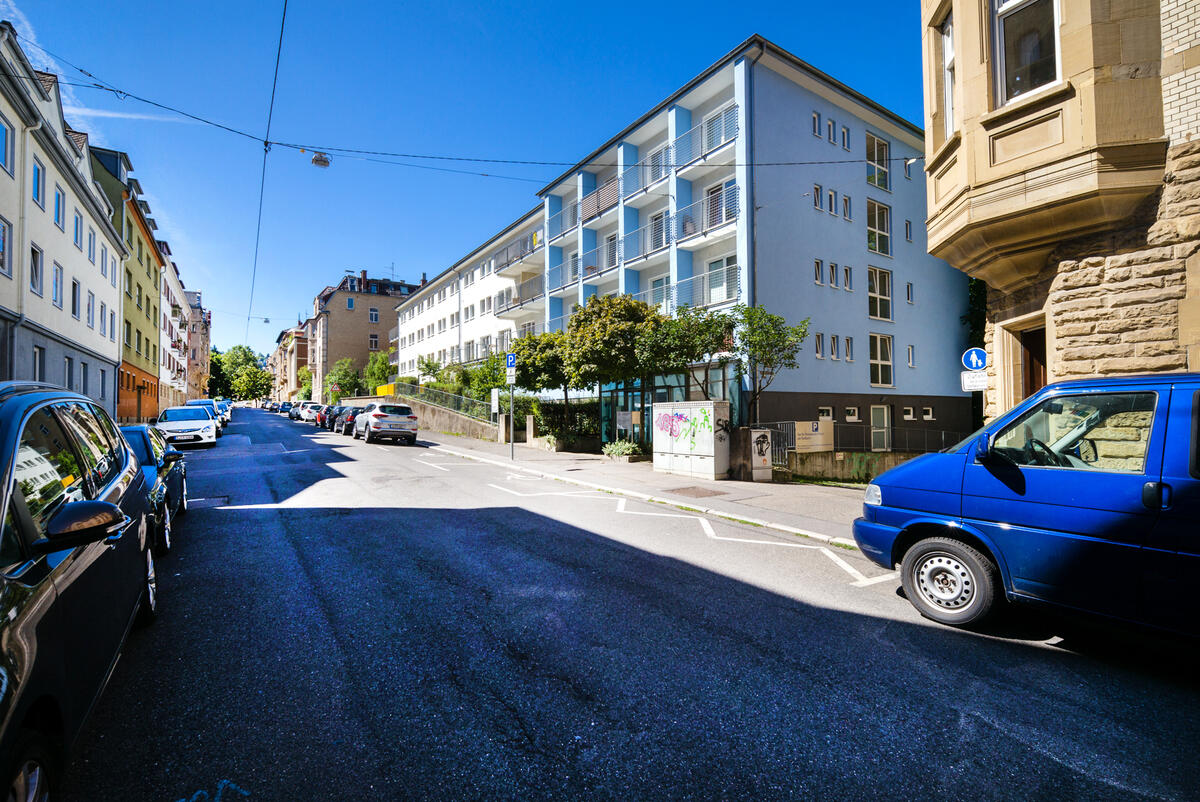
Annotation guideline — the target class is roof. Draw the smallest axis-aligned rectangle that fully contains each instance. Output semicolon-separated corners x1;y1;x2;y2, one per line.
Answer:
33;70;56;94
64;127;88;153
1042;373;1200;391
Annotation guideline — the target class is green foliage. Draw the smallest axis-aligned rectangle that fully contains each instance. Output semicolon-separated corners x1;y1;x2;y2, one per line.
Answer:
464;352;506;400
511;331;574;393
297;366;312;400
364;348;394;392
564;295;660;388
661;305;735;399
535;398;601;440
730;304;810;423
232;365;272;401
417;355;442;383
222;345;260;377
323;358;364;404
394;376;418;388
207;349;231;398
602;438;641;456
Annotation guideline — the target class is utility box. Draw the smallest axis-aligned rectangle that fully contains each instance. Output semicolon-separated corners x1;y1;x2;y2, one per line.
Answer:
651;400;731;480
749;429;772;482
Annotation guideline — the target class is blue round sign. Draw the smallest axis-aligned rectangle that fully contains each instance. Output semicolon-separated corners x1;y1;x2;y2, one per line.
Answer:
962;348;987;371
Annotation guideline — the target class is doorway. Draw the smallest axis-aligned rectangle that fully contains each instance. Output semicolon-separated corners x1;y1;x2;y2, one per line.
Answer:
1020;327;1047;400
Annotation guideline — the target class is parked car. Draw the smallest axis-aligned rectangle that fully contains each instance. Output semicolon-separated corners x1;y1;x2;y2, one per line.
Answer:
353;402;419;444
279;401;292;415
215;400;232;424
319;406;344;430
291;401;316;421
121;424;187;556
153;406;219;447
854;374;1200;635
335;406;363;435
300;402;322;423
185;398;225;429
266;401;278;412
0;382;158;797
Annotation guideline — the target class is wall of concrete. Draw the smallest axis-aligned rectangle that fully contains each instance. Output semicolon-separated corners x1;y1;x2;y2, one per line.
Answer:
787;449;919;482
345;394;498;441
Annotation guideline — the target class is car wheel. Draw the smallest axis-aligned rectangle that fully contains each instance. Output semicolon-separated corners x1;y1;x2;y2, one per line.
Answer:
4;729;58;802
900;537;999;627
135;543;159;627
364;427;375;444
178;475;188;516
155;503;172;557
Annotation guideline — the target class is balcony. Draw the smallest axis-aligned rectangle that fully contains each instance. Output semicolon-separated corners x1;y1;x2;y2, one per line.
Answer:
673;105;738;179
621;217;670;266
580;241;620;284
548;255;581;294
630;263;741;315
389;325;398;344
547;201;580;241
491;228;545;276
580;177;619;223
495;274;546;318
672;186;739;248
620;152;671;206
515;320;544;339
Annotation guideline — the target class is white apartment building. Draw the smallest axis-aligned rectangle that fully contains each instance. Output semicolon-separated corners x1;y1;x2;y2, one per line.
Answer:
157;242;189;409
394;207;543;377
0;23;126;414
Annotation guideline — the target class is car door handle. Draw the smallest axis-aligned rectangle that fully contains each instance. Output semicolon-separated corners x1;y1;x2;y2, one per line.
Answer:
103;515;135;547
1142;482;1172;510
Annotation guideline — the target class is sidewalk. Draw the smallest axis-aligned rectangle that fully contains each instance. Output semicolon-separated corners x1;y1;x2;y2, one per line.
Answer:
422;433;864;548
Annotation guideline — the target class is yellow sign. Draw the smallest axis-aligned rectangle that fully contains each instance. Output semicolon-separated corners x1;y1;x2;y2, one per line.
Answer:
376;383;395;396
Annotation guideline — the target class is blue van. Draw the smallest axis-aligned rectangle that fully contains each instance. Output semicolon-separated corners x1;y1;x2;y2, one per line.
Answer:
853;374;1199;634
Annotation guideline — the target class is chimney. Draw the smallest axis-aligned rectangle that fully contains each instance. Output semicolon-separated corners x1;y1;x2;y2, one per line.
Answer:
360;269;367;286
421;271;427;286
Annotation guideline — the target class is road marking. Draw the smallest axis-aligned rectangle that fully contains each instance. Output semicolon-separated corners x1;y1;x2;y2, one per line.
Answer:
376;446;390;452
852;572;900;587
488;483;606;498
413;459;450;472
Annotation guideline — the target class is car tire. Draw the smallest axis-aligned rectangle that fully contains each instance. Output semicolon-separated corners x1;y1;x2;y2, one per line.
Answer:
154;503;172;557
900;537;999;627
178;475;188;516
4;729;59;802
364;427;375;444
135;543;158;627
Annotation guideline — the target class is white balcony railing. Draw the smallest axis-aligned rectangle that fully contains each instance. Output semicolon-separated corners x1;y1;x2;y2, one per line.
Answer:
620;149;671;198
516;320;543;339
629;264;741;314
549;254;581;291
621;215;670;262
672;185;739;241
580;239;620;280
672;105;738;168
495;274;545;313
491;228;544;272
547;201;580;240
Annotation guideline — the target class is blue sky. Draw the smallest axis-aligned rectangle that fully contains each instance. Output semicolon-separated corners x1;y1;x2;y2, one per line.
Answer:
10;0;926;356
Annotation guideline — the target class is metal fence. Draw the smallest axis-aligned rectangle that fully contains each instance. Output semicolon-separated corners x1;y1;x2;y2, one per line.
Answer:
392;382;491;422
757;421;796;468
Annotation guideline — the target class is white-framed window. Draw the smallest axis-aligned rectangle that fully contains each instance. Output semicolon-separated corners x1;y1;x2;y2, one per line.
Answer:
867;199;891;256
907;344;916;367
369;334;379;350
906;282;914;304
100;302;107;336
73;209;83;249
868;267;892;320
817;406;834;420
831;335;840;360
87;228;96;263
942;13;956;139
31;346;44;381
870;334;894;386
814;333;825;359
70;279;80;319
812;112;821;136
905;220;913;241
903;406;915;420
63;357;73;391
922;406;936;421
844;266;853;291
369;307;379;323
649;212;667;250
813;185;822;209
841;126;850;150
346;297;354;310
86;291;94;328
866;133;890;190
32;157;44;208
52;263;63;308
829;263;839;288
53;185;65;229
110;311;116;341
110;255;117;287
827;119;836;143
647;145;669;183
0;112;11;175
0;215;9;279
845;406;861;422
99;368;106;399
827;189;837;214
994;0;1058;105
843;196;852;220
814;259;824;285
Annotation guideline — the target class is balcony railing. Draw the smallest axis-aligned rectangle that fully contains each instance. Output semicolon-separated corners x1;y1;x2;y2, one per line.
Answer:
388;325;399;343
491;228;544;272
547;201;580;240
580;240;620;280
547;314;572;332
672;105;738;167
495;274;545;313
629;264;741;314
621;216;670;262
672;186;739;241
580;177;619;221
516;320;543;339
620;150;671;199
549;255;581;291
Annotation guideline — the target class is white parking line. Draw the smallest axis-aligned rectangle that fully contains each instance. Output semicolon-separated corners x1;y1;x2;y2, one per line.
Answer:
852;572;900;587
375;446;390;452
413;459;449;472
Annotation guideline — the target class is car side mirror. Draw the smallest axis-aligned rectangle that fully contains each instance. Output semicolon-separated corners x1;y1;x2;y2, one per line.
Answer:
160;451;184;469
31;500;128;555
973;433;992;463
1071;438;1098;464
148;417;157;425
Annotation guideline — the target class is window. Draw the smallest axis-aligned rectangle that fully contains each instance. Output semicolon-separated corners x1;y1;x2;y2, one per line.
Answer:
73;210;83;248
868;267;892;320
867;199;891;255
369;334;379;350
827;189;836;214
829;263;839;288
100;369;106;398
100;302;107;336
841;126;850;150
369;307;379;323
923;407;936;421
941;14;956;139
110;256;117;287
994;0;1057;104
814;259;824;285
0;216;9;278
812;112;821;136
86;291;94;328
817;406;833;420
124;320;131;346
907;344;916;367
110;311;116;341
815;333;824;359
845;406;861;422
813;185;822;209
831;335;840;360
649;212;667;250
347;297;354;310
705;255;736;305
12;407;87;539
844;266;853;290
906;282;914;304
31;346;44;381
32;157;43;207
866;133;890;190
70;279;80;319
64;356;74;390
125;269;132;296
0;112;10;174
827;119;836;143
994;392;1155;472
905;220;913;241
87;228;96;263
52;263;63;308
845;336;854;361
647;145;669;183
870;334;894;386
606;233;618;268
843;196;852;220
53;185;65;229
136;284;142;310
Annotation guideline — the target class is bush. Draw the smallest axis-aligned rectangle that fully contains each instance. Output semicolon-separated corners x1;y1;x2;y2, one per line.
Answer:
394;376;418;388
602;439;641;457
535;398;601;441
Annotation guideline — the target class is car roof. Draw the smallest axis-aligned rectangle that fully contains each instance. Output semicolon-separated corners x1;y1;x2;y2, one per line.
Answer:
1040;372;1200;392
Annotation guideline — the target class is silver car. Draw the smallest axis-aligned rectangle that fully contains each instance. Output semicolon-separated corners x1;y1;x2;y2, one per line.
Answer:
353;402;418;445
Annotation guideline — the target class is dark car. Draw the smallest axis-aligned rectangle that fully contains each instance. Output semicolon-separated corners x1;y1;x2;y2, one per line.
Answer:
279;401;292;415
320;406;344;430
0;382;158;798
335;406;363;435
121;424;187;556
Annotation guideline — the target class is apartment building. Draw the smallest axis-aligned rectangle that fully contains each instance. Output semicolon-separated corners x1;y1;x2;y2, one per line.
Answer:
394;207;543;377
92;146;166;422
185;289;211;399
395;35;971;444
267;324;308;402
157;241;188;409
308;271;419;402
920;0;1200;419
0;25;126;415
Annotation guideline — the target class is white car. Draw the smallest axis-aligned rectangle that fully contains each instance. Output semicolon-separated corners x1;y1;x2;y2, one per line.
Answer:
185;398;226;430
154;406;218;447
300;402;321;422
353;402;418;445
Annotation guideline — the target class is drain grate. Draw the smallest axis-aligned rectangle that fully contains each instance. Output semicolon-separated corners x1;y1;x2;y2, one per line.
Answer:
187;496;230;509
667;486;728;498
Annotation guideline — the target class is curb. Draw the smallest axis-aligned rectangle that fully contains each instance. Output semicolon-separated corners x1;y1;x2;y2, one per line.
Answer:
428;442;861;552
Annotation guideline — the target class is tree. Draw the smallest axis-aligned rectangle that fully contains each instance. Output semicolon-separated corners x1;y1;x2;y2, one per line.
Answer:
232;365;272;401
322;358;364;404
222;345;259;378
207;349;231;398
417;355;442;384
730;304;809;424
365;348;395;392
671;305;736;399
563;295;657;388
297;366;312;401
512;330;580;429
465;351;506;401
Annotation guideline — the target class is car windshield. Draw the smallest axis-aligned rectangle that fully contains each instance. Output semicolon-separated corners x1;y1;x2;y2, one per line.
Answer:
159;408;210;422
378;405;412;416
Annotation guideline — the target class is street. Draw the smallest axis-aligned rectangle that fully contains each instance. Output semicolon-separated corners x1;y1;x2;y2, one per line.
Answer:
63;408;1200;801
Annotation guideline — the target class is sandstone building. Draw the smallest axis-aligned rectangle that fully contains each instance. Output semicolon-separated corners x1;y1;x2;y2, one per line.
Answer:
920;0;1200;418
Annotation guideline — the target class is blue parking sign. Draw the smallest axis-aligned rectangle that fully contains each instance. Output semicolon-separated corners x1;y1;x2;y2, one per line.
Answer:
962;348;987;371
506;352;517;369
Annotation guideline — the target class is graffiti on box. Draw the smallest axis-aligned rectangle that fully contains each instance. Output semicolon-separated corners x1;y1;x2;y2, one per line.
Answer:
655;408;713;452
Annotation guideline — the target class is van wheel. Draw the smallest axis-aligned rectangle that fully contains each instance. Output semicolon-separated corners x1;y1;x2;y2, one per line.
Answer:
900;537;998;627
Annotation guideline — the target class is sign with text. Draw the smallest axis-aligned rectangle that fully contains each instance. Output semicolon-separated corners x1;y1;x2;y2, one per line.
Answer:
961;370;989;392
794;420;833;453
616;411;633;431
491;387;500;413
506;367;517;385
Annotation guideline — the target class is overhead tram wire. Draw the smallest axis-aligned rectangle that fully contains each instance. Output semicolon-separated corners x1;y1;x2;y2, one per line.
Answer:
243;0;289;346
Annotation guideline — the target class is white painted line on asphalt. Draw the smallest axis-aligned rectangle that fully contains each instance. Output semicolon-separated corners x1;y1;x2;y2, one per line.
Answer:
852;572;900;587
375;446;390;452
488;483;607;498
413;459;450;472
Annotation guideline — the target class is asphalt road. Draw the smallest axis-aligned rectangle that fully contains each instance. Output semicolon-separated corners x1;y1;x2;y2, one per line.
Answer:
61;408;1200;801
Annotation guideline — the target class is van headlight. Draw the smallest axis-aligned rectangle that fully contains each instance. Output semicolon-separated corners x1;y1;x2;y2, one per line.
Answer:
864;483;883;507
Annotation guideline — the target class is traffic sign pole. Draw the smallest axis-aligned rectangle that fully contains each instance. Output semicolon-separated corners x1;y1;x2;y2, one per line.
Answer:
506;353;517;461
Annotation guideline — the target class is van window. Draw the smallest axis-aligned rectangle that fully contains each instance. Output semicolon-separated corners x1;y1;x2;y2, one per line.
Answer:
992;392;1156;473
